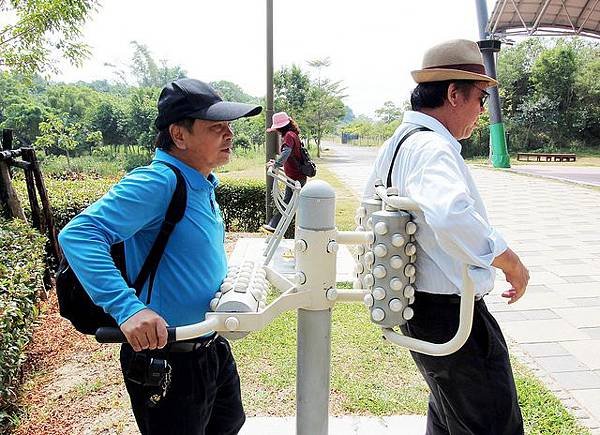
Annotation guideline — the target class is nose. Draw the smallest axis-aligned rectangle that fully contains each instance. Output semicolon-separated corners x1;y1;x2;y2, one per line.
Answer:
225;123;234;137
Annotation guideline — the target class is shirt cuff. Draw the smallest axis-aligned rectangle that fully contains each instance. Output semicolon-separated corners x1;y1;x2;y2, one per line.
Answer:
489;227;508;262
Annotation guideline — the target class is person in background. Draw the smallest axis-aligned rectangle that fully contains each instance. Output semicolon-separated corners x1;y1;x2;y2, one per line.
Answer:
262;111;307;232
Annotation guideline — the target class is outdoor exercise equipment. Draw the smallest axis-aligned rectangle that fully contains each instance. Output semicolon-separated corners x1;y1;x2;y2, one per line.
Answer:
262;166;302;265
96;178;475;435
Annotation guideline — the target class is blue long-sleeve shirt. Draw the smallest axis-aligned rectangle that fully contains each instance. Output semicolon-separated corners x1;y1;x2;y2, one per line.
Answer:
58;149;227;327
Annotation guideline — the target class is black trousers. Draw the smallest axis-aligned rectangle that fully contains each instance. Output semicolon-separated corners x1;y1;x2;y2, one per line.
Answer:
268;177;306;228
120;336;245;435
400;294;524;435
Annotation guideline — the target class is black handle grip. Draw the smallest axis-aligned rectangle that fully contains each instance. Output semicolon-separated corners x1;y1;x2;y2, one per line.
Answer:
95;327;177;343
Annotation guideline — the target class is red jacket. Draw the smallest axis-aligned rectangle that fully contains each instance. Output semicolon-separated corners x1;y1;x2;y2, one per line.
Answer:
282;131;305;181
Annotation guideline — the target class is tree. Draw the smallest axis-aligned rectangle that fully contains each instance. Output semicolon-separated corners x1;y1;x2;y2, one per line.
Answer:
305;58;346;156
88;96;130;148
130;41;187;88
274;64;311;116
375;101;402;124
127;86;160;152
35;114;78;164
210;80;257;104
0;0;98;75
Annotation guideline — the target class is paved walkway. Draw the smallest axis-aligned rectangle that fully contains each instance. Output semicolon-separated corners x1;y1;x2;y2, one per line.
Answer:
510;164;600;187
322;142;600;433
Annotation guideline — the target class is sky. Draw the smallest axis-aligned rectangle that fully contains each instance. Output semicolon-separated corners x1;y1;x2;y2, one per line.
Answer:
54;0;498;118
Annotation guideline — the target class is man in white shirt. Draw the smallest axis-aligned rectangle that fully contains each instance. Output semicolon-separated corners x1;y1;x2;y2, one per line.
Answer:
364;39;529;434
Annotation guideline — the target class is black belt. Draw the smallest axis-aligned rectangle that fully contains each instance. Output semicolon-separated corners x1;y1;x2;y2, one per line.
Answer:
414;291;484;305
164;332;219;353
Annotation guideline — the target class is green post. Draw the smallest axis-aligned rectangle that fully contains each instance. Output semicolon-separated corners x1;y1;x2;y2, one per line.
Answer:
489;122;510;168
475;0;511;168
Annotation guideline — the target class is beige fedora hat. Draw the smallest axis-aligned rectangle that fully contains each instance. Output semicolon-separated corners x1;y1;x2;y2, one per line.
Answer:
411;39;498;87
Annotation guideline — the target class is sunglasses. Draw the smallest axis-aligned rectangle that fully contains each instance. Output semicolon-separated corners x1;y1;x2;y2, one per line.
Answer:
472;84;490;108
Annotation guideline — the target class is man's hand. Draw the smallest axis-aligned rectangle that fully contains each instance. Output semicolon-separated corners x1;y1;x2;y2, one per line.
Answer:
120;308;168;351
492;248;530;304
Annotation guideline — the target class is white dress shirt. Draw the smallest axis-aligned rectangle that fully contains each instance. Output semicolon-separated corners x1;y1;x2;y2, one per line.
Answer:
363;111;508;297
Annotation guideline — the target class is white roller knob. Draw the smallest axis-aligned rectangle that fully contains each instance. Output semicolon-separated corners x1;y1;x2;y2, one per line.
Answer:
250;288;262;300
327;241;339;253
209;298;220;311
355;225;365;232
372;265;387;279
366;217;373;230
357;245;365;255
390;255;403;269
220;282;233;293
356;206;366;218
373;244;387;258
374;221;388;235
409;276;416;284
363;294;374;307
405;221;417;235
391;234;405;247
234;283;247;293
409;296;415;305
390;277;403;291
372;286;386;301
389;298;403;312
405;243;417;256
214;291;222;298
367;232;375;244
363;274;374;287
225;317;240;331
404;264;416;277
295;239;308;252
403;285;415;298
326;287;338;301
364;251;375;265
295;271;307;285
353;278;363;289
354;263;364;274
402;307;414;320
372;308;385;322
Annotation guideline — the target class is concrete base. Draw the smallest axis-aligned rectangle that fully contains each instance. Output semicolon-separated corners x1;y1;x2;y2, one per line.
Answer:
240;416;426;435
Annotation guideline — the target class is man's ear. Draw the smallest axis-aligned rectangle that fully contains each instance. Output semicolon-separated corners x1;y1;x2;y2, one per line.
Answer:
447;83;460;108
169;124;187;150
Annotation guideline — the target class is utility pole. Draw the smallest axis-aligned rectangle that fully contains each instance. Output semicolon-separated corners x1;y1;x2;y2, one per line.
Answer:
475;0;511;168
265;0;278;220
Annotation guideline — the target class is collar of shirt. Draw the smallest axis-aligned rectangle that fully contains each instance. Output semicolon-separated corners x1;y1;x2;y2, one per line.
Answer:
401;111;463;155
154;149;220;191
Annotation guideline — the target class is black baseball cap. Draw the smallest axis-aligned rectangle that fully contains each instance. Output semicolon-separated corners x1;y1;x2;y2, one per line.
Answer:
155;78;262;130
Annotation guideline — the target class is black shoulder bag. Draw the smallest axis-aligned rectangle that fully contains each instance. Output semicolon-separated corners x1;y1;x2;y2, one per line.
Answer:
386;127;431;187
56;162;187;335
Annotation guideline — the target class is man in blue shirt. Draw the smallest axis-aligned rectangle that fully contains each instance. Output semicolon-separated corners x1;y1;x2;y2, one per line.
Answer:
59;78;261;435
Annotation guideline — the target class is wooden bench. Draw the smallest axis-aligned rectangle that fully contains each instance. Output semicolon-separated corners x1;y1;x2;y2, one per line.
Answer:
516;152;576;162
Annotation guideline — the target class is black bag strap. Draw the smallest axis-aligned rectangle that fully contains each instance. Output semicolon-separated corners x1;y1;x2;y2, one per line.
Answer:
131;161;188;304
386;127;432;188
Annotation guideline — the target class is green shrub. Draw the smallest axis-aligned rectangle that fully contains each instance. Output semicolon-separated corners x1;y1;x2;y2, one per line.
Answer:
217;177;266;232
14;176;266;233
123;153;153;173
0;218;46;430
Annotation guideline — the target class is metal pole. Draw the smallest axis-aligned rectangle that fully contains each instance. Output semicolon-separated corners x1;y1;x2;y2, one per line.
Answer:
295;182;336;435
475;0;511;168
265;0;277;221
